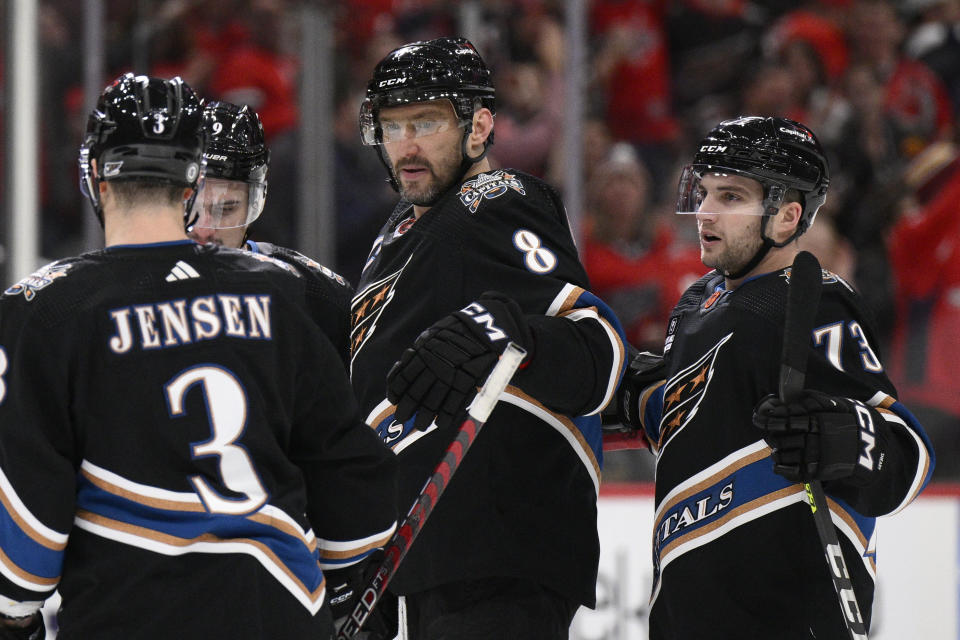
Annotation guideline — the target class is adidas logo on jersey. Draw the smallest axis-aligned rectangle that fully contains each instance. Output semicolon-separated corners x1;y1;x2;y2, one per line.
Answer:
165;261;201;282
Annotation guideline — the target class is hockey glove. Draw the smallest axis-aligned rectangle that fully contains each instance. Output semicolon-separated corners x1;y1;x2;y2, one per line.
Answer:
0;613;44;640
387;291;533;431
602;348;663;450
328;550;397;640
753;390;885;485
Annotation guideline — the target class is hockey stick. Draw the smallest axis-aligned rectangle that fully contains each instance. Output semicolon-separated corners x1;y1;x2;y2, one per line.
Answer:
781;250;867;640
335;342;528;640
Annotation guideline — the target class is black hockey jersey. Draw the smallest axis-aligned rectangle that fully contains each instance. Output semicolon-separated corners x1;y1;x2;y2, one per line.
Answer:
246;240;353;365
0;240;396;639
637;268;934;639
350;169;626;606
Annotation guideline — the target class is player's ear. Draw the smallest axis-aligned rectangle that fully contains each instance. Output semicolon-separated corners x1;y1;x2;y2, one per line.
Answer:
773;200;803;243
467;108;493;154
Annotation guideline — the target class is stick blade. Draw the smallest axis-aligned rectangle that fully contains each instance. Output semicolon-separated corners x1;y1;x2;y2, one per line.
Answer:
780;251;822;402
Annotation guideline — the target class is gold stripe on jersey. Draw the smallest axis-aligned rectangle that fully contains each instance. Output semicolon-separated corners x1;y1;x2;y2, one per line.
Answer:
654;443;771;524
317;522;397;564
545;283;584;316
0;490;67;553
74;510;326;613
0;546;60;591
81;468;207;514
501;386;601;494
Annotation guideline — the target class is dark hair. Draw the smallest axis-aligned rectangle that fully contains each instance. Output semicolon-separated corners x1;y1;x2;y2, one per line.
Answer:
109;180;186;210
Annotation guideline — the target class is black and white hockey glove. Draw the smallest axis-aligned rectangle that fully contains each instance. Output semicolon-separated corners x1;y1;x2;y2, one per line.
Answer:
602;349;664;450
753;390;886;485
0;613;44;640
328;550;397;640
387;291;533;431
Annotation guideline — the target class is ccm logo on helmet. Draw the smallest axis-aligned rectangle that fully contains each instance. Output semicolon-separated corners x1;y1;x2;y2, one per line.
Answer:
378;78;408;88
699;145;727;153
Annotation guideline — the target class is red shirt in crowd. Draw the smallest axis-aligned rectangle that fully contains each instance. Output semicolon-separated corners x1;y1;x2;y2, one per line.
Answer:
583;222;705;350
888;158;960;416
590;0;680;144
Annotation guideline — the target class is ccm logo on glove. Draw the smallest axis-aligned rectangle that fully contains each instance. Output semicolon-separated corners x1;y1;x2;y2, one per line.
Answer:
460;302;507;342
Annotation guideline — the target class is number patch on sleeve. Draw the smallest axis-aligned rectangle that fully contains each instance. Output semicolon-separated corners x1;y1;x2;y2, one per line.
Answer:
512;229;557;274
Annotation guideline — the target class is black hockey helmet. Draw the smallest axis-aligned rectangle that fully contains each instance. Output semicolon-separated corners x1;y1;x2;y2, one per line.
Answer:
189;101;269;230
360;37;496;145
79;73;205;225
360;37;496;192
201;101;269;184
679;116;829;235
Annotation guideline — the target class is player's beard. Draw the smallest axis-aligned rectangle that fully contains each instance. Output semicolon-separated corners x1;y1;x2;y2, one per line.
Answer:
701;216;764;276
393;146;463;207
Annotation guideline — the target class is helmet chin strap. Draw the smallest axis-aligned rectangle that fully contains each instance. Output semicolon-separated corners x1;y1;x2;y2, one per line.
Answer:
720;196;805;281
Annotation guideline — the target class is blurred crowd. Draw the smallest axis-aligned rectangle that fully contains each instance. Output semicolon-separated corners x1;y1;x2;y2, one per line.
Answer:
0;0;957;480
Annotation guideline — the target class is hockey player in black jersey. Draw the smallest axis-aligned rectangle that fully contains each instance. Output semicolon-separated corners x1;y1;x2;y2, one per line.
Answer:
187;100;353;364
350;37;626;638
615;116;935;639
0;74;397;639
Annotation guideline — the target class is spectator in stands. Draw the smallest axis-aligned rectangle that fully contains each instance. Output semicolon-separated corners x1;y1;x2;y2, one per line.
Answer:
592;0;681;190
487;8;565;177
210;0;299;248
887;139;960;480
581;143;703;352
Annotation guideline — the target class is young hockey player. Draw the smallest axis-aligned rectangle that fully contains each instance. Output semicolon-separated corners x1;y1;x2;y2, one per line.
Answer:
188;100;352;364
0;74;396;639
616;116;935;639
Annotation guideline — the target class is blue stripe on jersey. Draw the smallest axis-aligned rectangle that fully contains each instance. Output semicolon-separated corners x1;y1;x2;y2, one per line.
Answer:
644;385;666;446
653;455;794;557
830;494;876;556
572;414;603;469
572;290;628;348
75;474;323;592
890;400;936;489
0;506;63;583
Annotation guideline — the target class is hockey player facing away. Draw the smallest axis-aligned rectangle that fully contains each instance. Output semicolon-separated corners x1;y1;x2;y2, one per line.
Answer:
351;38;626;638
614;116;935;639
188;101;353;364
0;74;397;639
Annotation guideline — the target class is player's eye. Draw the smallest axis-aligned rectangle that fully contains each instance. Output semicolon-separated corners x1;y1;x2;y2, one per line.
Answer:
412;119;442;135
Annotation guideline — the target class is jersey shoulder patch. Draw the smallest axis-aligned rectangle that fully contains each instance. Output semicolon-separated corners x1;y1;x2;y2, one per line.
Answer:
457;169;527;214
3;258;82;302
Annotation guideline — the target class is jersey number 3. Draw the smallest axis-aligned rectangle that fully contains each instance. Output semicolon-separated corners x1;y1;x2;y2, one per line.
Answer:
165;365;268;515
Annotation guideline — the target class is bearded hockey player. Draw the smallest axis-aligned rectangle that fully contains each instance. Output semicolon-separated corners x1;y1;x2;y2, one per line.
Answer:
0;74;396;639
616;116;935;639
350;37;626;638
188;100;353;364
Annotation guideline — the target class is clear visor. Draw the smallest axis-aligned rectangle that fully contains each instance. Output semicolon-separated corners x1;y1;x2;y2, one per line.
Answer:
189;177;266;229
360;100;467;146
676;166;773;216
